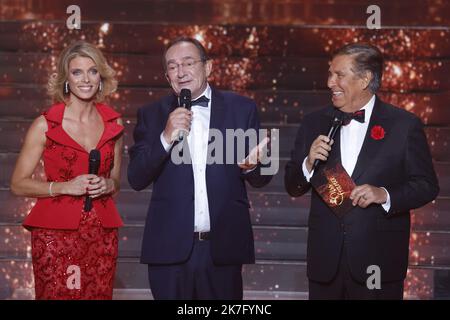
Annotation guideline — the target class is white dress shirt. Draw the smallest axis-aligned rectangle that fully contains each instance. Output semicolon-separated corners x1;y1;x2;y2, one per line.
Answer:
160;84;212;232
302;95;391;212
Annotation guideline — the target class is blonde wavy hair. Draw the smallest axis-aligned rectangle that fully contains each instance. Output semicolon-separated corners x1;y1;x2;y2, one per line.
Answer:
48;40;117;103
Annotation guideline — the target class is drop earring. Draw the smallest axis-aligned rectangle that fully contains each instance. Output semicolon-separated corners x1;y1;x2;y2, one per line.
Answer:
64;81;69;94
99;81;103;92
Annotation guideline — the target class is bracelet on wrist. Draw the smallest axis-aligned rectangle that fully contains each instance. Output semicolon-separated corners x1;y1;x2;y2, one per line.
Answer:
49;181;55;197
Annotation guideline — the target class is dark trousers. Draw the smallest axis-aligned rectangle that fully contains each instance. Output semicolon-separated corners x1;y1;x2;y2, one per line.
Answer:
147;238;243;300
309;246;404;300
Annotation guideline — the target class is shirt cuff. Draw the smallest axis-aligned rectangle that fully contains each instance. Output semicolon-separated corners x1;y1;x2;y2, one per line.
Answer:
243;166;258;174
302;157;314;182
380;187;391;212
160;132;173;152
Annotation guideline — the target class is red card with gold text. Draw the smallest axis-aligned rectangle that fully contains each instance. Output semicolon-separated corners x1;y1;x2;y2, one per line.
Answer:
310;160;356;217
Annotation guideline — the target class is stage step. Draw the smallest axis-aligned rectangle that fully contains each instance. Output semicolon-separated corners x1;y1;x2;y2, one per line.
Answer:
1;258;450;300
1;188;450;231
0;224;307;262
0;258;308;299
9;288;309;300
1;85;449;125
2;52;449;92
1;0;448;27
2;154;450;197
1;223;450;267
0;120;449;162
1;22;449;57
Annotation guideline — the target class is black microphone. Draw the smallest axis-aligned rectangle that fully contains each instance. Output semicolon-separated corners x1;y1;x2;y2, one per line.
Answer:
84;149;101;212
178;88;192;141
311;115;343;172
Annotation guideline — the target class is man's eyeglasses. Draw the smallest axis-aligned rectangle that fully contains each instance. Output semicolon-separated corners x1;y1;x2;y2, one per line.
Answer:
166;59;205;73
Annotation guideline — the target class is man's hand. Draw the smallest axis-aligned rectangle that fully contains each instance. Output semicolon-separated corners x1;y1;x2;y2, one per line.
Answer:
350;184;388;208
305;135;334;172
163;107;192;144
238;137;270;171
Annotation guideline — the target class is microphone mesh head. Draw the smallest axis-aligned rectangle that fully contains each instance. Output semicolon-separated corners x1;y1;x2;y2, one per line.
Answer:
179;89;191;109
89;149;100;161
180;89;191;101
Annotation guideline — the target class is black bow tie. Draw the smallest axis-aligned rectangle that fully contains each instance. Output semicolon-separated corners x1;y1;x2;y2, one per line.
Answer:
192;95;210;108
339;109;365;125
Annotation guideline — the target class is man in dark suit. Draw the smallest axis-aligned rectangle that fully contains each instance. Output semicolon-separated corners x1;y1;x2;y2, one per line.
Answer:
284;43;439;299
128;37;271;299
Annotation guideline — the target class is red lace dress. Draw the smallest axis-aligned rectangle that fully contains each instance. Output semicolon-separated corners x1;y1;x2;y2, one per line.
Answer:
23;103;124;300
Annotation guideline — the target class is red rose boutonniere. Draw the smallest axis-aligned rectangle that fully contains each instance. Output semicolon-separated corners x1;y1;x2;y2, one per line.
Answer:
371;125;385;140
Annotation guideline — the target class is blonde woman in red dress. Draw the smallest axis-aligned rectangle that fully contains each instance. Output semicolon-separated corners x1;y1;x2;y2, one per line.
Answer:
10;40;124;299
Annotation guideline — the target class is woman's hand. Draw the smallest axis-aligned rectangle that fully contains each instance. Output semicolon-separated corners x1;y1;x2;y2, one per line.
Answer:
61;174;98;196
86;176;115;198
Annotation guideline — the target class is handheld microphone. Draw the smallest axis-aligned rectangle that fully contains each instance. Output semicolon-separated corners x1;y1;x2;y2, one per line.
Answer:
178;88;192;141
312;115;343;171
84;149;101;212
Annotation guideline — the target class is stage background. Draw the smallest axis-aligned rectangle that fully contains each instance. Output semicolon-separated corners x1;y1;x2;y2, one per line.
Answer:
0;0;449;299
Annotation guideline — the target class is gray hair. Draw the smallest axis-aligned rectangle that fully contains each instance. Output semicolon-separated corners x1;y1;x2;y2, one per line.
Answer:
333;43;383;93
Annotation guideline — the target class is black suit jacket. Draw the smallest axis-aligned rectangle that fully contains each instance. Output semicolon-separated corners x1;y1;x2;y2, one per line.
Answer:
128;87;272;266
285;97;439;283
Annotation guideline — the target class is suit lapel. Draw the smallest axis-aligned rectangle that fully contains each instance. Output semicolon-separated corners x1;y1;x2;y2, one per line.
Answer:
206;87;226;165
351;96;391;182
205;88;227;222
208;88;226;132
206;88;226;178
164;93;178;117
328;124;342;165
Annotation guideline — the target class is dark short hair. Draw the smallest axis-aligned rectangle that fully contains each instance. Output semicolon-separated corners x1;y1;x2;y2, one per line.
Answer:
163;36;210;70
332;43;383;93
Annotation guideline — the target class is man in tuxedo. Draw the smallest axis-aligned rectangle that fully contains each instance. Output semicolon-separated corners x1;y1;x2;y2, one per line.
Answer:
284;43;439;299
128;37;271;299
